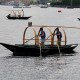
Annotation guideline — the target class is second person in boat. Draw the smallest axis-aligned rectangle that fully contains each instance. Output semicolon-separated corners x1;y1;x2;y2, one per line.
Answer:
38;27;46;47
53;27;62;46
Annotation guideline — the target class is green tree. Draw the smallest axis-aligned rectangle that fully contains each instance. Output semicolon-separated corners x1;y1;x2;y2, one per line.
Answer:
72;0;80;6
50;0;62;6
62;0;80;6
62;0;71;5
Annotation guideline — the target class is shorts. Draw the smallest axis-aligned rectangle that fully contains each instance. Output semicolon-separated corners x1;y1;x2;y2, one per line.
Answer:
41;38;45;43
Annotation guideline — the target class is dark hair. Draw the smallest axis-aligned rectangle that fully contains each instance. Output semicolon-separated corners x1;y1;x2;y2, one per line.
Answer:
55;27;59;31
40;27;43;31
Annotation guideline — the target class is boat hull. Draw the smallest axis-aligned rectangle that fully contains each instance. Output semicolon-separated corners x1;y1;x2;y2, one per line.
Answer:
0;43;78;56
6;16;31;20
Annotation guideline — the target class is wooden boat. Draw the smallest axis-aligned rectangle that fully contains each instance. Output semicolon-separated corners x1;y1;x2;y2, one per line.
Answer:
40;5;48;8
13;6;22;8
6;10;31;20
6;15;31;20
0;22;78;56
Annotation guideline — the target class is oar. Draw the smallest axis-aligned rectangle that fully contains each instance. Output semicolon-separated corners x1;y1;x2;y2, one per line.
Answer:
25;35;43;57
45;33;54;41
25;35;38;43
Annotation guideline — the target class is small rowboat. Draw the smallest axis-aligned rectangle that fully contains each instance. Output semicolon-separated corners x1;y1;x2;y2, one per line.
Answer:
6;15;31;20
0;22;78;56
6;10;31;20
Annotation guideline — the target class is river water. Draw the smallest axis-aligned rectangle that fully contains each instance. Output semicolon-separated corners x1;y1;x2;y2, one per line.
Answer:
0;5;80;80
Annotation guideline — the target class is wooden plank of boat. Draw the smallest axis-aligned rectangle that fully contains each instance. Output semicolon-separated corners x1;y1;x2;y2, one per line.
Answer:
0;43;78;56
6;15;32;20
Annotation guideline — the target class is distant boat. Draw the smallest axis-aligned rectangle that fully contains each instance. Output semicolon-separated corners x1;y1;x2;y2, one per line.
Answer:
6;15;31;20
13;6;22;8
6;10;32;20
24;6;31;8
40;5;48;8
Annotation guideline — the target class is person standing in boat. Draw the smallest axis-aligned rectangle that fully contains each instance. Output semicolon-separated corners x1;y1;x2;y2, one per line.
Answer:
17;9;24;17
38;27;46;47
54;27;62;46
21;9;24;17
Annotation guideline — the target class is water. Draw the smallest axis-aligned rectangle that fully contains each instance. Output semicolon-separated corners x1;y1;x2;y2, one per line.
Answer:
0;5;80;80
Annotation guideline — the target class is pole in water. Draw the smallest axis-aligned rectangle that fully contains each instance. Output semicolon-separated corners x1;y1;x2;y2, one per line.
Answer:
57;44;62;57
39;45;42;57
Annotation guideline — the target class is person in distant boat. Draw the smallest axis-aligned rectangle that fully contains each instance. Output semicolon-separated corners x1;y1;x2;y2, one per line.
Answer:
17;9;24;17
18;10;21;17
54;27;62;46
20;9;24;17
22;9;24;17
38;27;46;47
12;10;16;17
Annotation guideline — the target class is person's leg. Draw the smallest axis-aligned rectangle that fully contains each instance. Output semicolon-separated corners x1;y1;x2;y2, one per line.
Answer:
41;42;44;47
41;38;45;47
57;39;61;46
58;39;61;46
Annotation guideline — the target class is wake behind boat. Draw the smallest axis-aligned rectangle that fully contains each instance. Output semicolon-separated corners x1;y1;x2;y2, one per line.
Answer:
0;22;78;56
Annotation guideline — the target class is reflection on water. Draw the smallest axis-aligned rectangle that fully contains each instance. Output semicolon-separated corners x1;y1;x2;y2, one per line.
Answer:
0;53;79;80
0;5;80;80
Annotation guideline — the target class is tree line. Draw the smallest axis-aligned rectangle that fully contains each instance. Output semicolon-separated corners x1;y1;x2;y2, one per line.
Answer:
0;0;80;7
50;0;80;7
